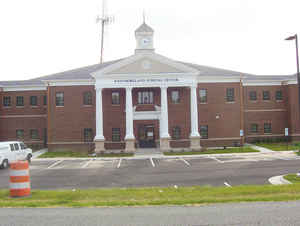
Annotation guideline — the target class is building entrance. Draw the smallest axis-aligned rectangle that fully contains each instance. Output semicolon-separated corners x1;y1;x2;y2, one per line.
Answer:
138;125;156;148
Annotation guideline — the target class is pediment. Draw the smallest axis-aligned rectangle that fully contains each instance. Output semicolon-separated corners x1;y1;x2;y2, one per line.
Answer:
109;57;184;74
91;53;199;78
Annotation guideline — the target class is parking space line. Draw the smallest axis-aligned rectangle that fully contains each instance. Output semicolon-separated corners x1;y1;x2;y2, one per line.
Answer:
224;181;232;187
180;158;190;166
209;157;224;163
81;159;93;168
150;158;155;167
47;160;63;169
117;159;122;168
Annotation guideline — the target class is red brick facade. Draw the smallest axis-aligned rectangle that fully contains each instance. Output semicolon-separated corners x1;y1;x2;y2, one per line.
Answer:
0;82;299;152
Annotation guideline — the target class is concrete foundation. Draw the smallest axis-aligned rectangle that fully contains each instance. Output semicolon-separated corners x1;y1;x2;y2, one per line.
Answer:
190;137;201;150
125;139;135;153
94;139;105;154
160;138;170;151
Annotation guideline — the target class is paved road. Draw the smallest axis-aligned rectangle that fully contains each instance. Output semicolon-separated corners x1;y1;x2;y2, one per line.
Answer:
1;153;300;189
1;201;300;225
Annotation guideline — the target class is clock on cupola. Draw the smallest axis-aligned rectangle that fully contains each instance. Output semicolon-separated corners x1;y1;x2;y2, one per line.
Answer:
135;22;154;54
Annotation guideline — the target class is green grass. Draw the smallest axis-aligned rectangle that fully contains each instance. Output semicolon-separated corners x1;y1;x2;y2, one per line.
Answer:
255;142;296;151
39;151;134;158
284;174;300;184
1;184;300;207
39;151;91;158
255;141;300;151
164;147;259;156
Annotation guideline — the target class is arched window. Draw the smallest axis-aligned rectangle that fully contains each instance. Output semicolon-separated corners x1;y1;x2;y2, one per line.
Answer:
83;91;92;105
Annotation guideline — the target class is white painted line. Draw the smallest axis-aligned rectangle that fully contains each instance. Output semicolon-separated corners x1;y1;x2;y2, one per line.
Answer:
180;158;190;166
150;158;155;167
210;156;224;163
81;159;93;168
224;182;232;187
47;160;63;169
117;159;122;168
268;175;292;185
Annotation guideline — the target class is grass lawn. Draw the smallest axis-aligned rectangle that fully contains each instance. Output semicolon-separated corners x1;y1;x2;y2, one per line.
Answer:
164;147;259;156
1;184;300;207
39;151;134;158
255;142;295;151
284;174;300;184
255;142;297;151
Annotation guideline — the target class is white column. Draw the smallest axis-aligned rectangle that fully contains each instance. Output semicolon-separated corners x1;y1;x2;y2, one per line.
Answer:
190;85;200;137
125;87;135;140
94;87;105;140
160;86;170;138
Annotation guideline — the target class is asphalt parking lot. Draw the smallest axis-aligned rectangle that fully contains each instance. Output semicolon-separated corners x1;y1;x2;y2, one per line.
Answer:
1;153;300;189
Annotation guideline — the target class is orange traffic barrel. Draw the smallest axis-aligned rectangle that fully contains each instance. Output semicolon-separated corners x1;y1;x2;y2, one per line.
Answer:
9;161;31;197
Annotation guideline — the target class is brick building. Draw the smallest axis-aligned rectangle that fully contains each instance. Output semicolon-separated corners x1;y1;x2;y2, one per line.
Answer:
0;22;299;153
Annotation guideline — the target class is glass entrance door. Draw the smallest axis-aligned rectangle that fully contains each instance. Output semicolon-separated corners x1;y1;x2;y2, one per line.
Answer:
138;125;156;148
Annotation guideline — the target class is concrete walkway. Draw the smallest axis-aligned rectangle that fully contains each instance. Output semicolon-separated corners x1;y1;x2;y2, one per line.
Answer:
32;148;47;159
248;144;275;153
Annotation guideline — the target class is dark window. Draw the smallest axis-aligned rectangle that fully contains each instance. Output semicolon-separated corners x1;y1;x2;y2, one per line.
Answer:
264;123;272;133
250;124;258;133
83;92;92;105
83;128;93;142
112;91;120;105
30;96;38;106
263;91;270;100
56;92;64;106
276;90;283;100
20;142;27;150
249;91;257;101
138;91;154;104
3;96;11;107
16;96;24;106
199;89;207;103
226;88;235;102
200;125;208;139
171;90;180;103
30;129;39;139
43;95;47;105
10;144;15;151
172;126;181;140
14;143;19;150
16;129;24;139
112;128;121;142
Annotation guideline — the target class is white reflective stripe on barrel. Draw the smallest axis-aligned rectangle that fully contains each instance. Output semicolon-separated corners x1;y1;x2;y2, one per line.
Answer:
10;169;29;177
9;182;31;189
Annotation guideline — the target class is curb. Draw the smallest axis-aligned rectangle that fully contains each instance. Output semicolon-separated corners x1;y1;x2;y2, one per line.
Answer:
268;175;292;185
33;152;267;161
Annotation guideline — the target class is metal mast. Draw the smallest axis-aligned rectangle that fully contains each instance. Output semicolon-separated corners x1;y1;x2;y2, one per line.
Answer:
96;0;114;64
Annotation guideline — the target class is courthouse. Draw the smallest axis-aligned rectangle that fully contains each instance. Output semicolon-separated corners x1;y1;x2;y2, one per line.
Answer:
0;22;299;153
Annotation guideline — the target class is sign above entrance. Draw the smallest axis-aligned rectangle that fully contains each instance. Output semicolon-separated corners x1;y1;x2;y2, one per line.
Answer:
114;78;179;84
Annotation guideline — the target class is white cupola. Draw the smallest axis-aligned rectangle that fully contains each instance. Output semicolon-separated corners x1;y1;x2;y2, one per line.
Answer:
135;22;154;54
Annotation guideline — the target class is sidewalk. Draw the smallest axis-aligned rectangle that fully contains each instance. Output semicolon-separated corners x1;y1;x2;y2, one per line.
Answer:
32;145;299;161
248;144;274;153
32;149;47;159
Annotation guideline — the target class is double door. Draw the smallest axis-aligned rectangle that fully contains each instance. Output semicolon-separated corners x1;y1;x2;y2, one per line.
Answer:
138;125;156;148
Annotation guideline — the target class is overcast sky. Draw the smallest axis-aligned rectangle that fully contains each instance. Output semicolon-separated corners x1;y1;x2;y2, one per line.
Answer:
0;0;299;81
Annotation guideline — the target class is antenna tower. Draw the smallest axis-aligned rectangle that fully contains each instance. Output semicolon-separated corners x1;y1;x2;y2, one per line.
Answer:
96;0;114;64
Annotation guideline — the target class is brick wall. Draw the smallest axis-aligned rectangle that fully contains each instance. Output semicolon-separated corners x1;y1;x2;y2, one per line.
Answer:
0;90;46;149
198;83;241;146
48;86;95;152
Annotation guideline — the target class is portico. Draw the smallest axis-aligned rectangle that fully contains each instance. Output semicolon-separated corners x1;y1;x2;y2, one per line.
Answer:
91;21;201;153
93;83;201;153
